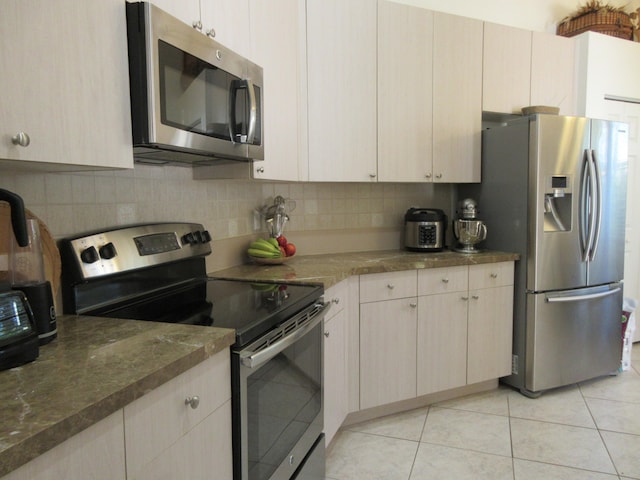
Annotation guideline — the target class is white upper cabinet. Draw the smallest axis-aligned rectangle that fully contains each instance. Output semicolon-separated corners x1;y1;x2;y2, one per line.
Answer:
146;0;200;27
249;0;307;181
432;13;483;183
201;0;250;58
482;22;532;114
306;0;378;182
530;32;577;115
377;1;433;182
0;0;133;170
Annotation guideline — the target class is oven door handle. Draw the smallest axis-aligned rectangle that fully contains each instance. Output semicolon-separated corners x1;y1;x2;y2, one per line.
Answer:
240;301;330;369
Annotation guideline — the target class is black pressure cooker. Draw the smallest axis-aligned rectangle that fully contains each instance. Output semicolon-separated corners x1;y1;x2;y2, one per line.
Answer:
404;207;447;252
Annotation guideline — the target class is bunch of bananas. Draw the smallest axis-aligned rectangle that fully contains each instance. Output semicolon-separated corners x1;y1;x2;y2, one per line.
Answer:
247;238;283;259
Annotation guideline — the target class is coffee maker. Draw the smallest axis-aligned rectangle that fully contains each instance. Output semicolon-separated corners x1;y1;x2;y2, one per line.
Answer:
452;198;487;253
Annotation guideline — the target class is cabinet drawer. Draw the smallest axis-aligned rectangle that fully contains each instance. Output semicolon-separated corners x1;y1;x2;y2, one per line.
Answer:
469;262;514;290
325;279;348;317
359;270;417;303
124;351;231;478
417;266;468;295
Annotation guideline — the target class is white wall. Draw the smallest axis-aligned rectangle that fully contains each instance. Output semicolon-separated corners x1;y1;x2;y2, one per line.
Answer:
393;0;640;33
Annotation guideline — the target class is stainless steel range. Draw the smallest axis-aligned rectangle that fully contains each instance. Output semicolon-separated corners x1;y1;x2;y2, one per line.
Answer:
59;223;328;480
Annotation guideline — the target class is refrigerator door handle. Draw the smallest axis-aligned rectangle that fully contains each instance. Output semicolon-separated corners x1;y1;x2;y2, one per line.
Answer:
546;287;622;303
579;150;590;262
589;149;603;261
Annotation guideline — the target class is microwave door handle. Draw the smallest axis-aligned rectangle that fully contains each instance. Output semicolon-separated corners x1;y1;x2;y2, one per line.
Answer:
589;149;603;261
245;80;257;144
228;80;241;144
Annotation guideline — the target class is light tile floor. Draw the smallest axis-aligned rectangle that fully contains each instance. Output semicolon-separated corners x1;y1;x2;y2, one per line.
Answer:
326;345;640;479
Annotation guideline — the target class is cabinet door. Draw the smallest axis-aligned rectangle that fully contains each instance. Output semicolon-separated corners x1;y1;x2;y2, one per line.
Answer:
360;298;417;409
0;0;133;169
2;411;125;480
482;22;532;114
324;309;347;445
147;0;200;27
467;286;514;384
417;292;468;396
531;32;577;115
250;0;307;181
377;1;433;182
134;400;233;480
432;13;482;183
307;0;377;181
201;0;250;57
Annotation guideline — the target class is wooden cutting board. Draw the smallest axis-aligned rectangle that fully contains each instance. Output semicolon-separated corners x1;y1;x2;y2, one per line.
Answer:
0;203;61;302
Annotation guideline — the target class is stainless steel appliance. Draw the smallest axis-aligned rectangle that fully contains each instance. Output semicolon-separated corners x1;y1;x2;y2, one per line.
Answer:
126;3;263;165
404;208;446;252
0;189;39;370
452;198;487;253
461;115;628;396
59;223;328;480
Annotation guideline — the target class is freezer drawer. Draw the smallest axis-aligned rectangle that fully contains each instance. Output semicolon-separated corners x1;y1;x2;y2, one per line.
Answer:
525;284;622;394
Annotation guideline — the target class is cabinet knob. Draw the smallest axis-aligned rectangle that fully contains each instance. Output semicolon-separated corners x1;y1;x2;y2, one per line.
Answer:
490;273;498;278
256;166;265;174
435;173;443;179
192;20;203;31
472;295;479;300
369;173;377;179
461;296;469;301
206;27;216;38
387;284;395;290
425;173;432;179
324;331;330;338
409;302;417;308
11;132;30;147
332;297;340;305
442;278;449;283
185;396;200;410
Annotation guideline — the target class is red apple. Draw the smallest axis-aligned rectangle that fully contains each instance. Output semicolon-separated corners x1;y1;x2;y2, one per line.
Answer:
284;243;296;257
276;235;288;247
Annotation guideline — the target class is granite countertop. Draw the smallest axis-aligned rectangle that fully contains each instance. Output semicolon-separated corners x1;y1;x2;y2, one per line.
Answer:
211;249;520;288
0;315;234;477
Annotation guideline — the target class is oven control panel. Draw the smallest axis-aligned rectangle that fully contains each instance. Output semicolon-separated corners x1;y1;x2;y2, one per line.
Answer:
60;223;212;280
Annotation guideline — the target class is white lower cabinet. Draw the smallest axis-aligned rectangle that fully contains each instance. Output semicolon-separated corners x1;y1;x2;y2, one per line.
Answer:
1;410;126;480
124;351;231;479
359;262;514;411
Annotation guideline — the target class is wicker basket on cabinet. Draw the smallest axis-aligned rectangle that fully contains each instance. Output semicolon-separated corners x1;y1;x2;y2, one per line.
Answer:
557;10;634;40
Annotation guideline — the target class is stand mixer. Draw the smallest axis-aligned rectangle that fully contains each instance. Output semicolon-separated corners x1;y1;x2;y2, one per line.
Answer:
453;198;487;253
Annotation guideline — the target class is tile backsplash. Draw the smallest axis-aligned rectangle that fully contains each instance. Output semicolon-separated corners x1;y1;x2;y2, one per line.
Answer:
0;164;453;257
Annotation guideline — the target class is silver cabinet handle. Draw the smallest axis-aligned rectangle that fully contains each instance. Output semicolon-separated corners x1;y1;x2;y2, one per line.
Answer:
192;20;203;30
442;278;449;283
332;297;340;304
256;166;265;173
472;295;479;300
490;273;498;278
409;302;417;308
185;396;200;409
324;331;330;338
461;296;469;301
206;27;216;38
369;173;377;179
12;132;30;147
387;284;395;290
425;173;432;179
435;173;443;179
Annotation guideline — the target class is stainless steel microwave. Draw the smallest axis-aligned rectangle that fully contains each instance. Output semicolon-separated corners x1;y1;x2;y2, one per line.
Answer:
126;2;263;165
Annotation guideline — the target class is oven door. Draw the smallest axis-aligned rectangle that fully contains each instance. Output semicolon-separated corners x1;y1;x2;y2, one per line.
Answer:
233;302;329;480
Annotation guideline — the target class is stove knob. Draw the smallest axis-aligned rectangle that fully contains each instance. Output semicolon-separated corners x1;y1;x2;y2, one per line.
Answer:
80;246;99;264
99;242;117;260
194;231;204;243
201;230;211;243
182;232;196;245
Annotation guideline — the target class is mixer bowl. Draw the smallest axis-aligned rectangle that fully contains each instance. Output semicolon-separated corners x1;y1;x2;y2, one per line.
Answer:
453;219;487;253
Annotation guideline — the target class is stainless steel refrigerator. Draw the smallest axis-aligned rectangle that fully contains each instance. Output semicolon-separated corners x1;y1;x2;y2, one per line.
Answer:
461;114;628;396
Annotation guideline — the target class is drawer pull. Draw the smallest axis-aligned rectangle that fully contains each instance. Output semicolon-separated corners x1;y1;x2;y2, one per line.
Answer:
332;297;340;305
324;331;330;338
409;302;417;308
461;296;469;301
387;284;395;290
185;396;200;410
490;273;498;278
442;278;449;283
472;295;479;300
